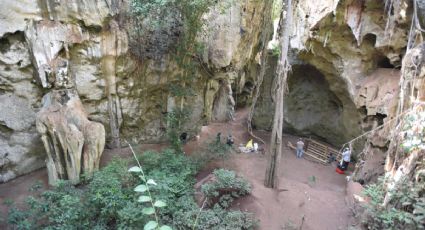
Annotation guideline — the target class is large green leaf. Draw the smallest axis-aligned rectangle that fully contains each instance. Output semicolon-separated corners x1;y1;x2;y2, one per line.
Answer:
138;195;151;203
128;166;142;172
142;207;155;215
147;179;157;186
134;184;148;193
154;200;166;208
144;221;158;230
159;225;172;230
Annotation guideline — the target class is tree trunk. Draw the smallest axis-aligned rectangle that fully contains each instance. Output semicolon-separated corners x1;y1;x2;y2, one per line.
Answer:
265;0;292;188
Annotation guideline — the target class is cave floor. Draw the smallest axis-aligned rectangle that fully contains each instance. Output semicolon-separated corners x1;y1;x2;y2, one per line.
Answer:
189;109;355;230
0;109;355;229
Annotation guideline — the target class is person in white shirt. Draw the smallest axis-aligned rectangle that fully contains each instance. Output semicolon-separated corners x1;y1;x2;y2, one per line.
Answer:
339;148;351;170
296;139;305;158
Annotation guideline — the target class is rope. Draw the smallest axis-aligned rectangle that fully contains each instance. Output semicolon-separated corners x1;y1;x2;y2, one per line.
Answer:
339;107;415;151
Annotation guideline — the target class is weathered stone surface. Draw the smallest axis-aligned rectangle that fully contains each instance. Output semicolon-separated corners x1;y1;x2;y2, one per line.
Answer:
25;20;90;88
200;2;242;68
0;95;35;131
0;0;42;37
39;0;120;27
0;0;272;182
0;31;44;183
255;0;411;152
36;89;105;185
200;0;270;122
355;69;400;118
352;69;400;183
0;134;44;183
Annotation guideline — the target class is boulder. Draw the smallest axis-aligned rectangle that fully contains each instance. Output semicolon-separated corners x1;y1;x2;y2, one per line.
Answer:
36;89;105;184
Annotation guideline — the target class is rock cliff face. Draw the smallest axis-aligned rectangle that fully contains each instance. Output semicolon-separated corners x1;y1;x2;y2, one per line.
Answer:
0;0;271;182
1;0;419;183
254;0;409;151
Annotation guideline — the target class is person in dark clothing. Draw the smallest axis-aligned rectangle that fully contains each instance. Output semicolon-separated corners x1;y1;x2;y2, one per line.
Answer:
216;132;222;144
226;134;234;146
328;152;336;163
180;132;188;144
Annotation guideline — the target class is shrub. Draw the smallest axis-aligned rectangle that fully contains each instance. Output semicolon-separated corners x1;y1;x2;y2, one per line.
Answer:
362;177;425;230
7;151;257;230
201;169;252;208
7;158;136;229
206;139;232;161
172;203;257;230
270;43;281;57
164;109;191;154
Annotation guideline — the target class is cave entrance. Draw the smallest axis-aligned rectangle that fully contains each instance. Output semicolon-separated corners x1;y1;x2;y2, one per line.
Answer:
283;64;347;145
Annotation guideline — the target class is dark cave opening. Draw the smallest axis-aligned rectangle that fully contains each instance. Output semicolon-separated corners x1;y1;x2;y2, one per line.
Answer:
283;64;348;145
376;55;395;69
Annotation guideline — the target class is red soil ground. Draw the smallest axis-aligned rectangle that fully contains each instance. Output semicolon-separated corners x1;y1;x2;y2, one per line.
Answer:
0;109;355;229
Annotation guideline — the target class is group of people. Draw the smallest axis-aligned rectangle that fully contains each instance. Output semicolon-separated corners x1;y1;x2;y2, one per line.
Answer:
295;138;352;173
217;132;261;153
220;134;352;173
216;132;234;146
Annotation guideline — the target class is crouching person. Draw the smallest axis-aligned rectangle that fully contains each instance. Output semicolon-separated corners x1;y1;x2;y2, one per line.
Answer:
336;148;351;174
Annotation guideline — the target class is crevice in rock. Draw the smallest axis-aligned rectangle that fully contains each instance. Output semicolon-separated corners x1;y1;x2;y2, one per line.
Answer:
363;33;377;47
0;122;13;138
376;55;396;69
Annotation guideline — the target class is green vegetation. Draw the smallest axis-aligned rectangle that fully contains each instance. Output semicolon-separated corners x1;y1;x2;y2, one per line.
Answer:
205;138;232;162
362;177;425;230
202;169;252;208
272;0;282;20
165;108;191;153
270;43;281;57
127;143;171;230
401;110;425;151
8;149;256;230
130;0;236;147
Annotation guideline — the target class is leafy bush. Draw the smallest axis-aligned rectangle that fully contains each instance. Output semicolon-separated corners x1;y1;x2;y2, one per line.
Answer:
270;43;281;57
8;150;257;230
164;109;191;154
206;139;232;160
173;206;257;230
362;177;425;230
201;169;252;208
8;159;138;229
401;110;425;151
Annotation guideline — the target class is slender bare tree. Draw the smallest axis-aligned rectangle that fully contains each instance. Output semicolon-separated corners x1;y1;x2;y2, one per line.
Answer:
265;0;292;188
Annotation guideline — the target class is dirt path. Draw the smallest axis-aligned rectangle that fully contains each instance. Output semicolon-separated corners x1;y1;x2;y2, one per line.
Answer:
0;109;353;229
229;145;351;230
189;109;352;230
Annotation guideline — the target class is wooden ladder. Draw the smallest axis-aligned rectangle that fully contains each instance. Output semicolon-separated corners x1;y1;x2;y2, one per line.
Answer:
304;138;341;164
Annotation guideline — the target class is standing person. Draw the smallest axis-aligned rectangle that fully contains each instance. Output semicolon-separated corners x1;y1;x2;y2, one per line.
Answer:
339;147;351;170
216;132;222;144
296;138;305;158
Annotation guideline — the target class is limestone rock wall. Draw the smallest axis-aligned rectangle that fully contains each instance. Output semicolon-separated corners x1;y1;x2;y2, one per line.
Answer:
254;0;410;151
0;31;45;182
0;0;271;182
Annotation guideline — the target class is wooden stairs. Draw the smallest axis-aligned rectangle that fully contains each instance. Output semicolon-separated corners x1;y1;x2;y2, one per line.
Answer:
288;138;341;164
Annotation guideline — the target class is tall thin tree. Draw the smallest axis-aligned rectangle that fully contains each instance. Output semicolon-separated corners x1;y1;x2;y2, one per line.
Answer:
264;0;292;188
